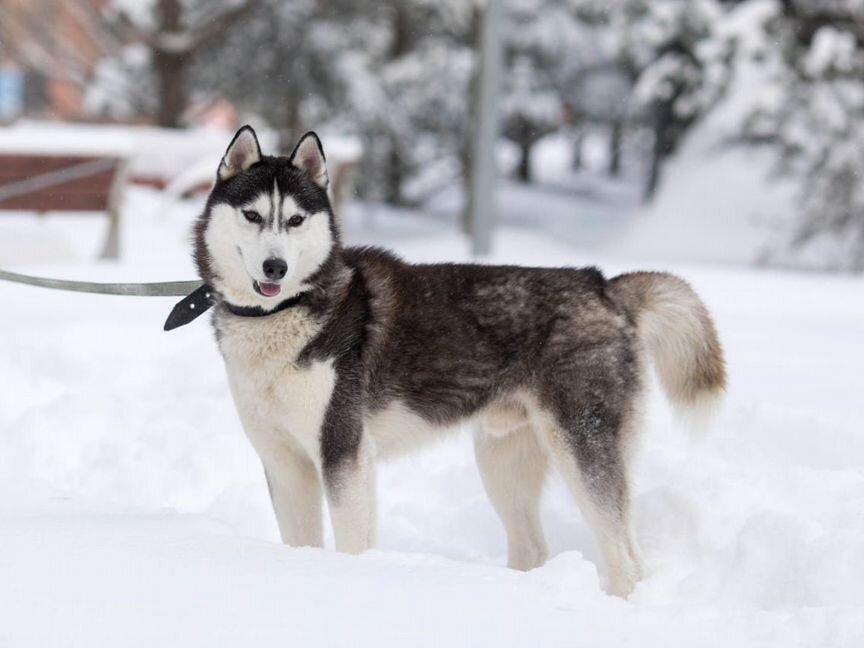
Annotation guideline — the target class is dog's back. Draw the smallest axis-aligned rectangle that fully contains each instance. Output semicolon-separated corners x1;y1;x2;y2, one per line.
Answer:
347;247;638;422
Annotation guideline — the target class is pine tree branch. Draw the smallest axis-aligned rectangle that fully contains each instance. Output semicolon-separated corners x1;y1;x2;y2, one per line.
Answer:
107;1;254;56
780;1;864;46
184;1;255;53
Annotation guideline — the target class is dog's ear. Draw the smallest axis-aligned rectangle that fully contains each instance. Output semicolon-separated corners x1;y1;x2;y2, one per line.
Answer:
218;125;261;181
290;132;328;189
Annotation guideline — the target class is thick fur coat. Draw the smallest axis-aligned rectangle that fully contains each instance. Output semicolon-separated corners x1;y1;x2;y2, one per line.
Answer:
194;127;726;597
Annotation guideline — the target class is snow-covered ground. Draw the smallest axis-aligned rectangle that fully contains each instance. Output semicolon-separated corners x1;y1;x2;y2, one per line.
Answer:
1;186;863;647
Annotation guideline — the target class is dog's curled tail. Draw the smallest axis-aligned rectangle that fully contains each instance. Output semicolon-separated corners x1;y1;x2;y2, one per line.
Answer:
609;271;726;432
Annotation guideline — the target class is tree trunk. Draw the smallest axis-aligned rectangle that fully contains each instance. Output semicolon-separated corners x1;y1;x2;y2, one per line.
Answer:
154;50;187;128
460;135;474;234
386;141;404;205
154;0;185;128
277;91;303;153
381;4;412;206
390;4;412;59
460;4;483;235
572;129;584;171
644;135;662;201
645;101;673;200
608;120;623;177
134;0;251;128
517;137;533;183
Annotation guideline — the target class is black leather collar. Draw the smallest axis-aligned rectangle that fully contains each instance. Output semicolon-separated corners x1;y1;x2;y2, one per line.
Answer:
224;292;306;317
164;283;306;331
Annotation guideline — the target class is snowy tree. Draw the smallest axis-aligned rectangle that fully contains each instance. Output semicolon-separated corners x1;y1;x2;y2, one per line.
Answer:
195;0;473;205
86;43;154;120
739;0;864;269
335;1;475;205
500;0;576;183
193;0;363;149
591;0;732;197
97;0;254;127
496;0;731;187
558;5;637;177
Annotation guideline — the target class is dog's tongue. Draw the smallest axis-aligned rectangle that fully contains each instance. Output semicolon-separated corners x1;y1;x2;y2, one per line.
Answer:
258;282;281;298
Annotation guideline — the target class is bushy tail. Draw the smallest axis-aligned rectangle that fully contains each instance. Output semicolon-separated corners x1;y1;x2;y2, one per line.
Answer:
609;272;726;429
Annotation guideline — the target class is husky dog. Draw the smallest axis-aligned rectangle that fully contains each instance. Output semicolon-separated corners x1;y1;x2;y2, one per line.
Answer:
193;125;726;597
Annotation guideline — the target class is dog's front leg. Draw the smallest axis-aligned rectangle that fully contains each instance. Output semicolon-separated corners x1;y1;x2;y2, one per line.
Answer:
321;424;376;555
263;447;323;548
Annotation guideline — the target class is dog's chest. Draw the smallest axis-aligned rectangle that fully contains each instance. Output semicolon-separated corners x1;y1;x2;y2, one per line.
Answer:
216;310;335;460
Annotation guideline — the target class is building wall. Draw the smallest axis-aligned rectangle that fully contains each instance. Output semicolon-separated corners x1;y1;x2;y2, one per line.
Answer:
0;0;111;120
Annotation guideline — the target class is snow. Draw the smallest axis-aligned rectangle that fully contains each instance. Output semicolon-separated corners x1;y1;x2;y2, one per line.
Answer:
621;0;864;271
618;0;797;267
1;185;863;647
0;121;138;157
0;122;359;186
0;121;238;182
615;139;795;266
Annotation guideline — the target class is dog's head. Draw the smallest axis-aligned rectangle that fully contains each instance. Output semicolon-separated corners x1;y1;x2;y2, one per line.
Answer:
194;126;338;308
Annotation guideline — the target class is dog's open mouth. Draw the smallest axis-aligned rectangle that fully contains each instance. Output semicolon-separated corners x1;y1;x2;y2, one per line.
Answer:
253;280;282;298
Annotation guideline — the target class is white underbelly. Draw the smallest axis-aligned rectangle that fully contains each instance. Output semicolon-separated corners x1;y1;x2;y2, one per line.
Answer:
365;400;457;458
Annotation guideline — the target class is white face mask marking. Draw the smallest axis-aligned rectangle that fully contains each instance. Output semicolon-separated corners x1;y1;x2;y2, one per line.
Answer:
205;189;333;308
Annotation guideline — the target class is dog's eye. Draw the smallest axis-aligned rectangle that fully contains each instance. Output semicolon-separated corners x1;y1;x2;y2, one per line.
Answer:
242;210;263;224
288;214;305;228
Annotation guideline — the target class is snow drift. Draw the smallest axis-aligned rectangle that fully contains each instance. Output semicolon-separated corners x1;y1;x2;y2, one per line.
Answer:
0;189;862;647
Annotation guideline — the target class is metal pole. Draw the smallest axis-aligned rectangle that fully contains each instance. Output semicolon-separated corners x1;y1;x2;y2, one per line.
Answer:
469;0;503;257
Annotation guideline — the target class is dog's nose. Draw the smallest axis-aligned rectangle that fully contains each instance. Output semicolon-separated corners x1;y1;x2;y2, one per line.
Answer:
262;257;288;280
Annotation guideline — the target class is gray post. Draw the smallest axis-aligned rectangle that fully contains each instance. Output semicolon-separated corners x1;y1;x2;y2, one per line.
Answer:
469;0;503;257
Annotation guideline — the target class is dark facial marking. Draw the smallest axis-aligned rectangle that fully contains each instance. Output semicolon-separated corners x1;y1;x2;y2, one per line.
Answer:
267;183;280;231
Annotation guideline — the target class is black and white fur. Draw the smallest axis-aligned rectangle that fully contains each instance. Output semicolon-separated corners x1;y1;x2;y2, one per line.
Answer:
194;126;727;597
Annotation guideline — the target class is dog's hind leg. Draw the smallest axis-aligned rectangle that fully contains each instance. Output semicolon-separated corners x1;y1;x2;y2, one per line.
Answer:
542;419;641;597
475;418;549;571
263;447;323;547
535;383;643;598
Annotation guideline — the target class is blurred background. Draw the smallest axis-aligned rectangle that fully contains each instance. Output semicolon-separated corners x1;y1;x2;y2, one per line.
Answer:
1;0;862;270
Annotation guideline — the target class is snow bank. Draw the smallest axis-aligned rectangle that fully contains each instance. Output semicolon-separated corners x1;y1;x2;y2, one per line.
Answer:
615;140;795;266
616;1;800;267
0;189;862;646
0;121;231;179
0;122;360;189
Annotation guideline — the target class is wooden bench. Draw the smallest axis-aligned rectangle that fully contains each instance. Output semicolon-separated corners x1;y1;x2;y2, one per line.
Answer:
0;154;127;259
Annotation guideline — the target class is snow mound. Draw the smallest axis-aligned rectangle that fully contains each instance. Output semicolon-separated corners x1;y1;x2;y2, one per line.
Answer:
0;189;862;646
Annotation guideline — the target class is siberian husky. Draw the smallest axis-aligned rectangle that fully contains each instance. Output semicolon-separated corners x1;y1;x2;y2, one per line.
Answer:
191;125;726;597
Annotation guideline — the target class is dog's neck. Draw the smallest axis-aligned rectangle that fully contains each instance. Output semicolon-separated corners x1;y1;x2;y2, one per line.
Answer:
298;246;354;314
